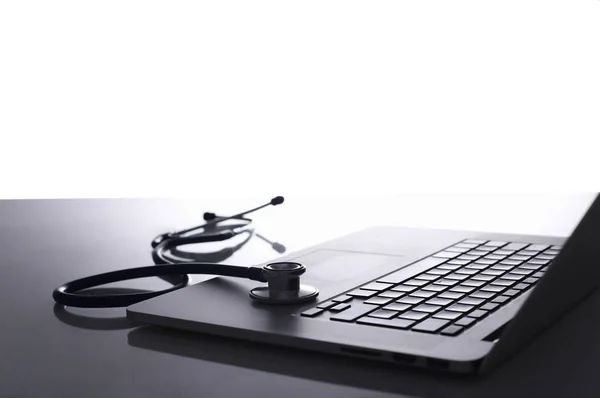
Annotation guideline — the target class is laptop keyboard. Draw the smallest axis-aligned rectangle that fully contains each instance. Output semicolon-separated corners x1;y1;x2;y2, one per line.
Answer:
300;239;561;336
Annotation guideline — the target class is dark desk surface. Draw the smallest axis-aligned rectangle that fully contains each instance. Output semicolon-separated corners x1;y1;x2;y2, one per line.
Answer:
1;198;599;398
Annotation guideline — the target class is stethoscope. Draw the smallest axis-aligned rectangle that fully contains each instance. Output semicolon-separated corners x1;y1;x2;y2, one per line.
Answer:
52;196;319;308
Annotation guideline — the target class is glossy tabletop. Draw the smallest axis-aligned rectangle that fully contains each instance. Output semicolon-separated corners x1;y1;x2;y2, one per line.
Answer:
0;195;598;398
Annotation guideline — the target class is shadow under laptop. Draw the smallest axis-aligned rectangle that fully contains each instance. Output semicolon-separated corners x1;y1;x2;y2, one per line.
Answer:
127;289;600;398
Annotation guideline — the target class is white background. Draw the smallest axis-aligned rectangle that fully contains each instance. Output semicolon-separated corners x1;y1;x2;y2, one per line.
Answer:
1;1;599;199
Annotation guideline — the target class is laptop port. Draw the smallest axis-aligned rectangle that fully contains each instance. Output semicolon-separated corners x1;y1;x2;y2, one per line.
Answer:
427;358;450;370
392;353;417;364
340;346;382;357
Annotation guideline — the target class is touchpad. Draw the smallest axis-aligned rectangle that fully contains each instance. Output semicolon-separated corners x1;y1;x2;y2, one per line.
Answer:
289;249;407;285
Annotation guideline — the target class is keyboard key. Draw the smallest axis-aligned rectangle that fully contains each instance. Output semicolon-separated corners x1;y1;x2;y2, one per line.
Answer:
536;254;555;261
457;255;479;261
462;280;486;287
519;250;539;257
364;297;394;306
468;262;491;269
469;309;488;319
492;295;510;304
513;283;530;290
422;284;447;292
446;273;469;281
503;242;529;251
503;273;526;281
472;274;495;281
377;257;448;283
509;255;531;261
357;316;416;330
413;304;441;313
467;250;488;257
459;297;485;306
441;325;464;336
550;245;563;250
504;289;520;297
511;268;534;275
527;244;550;252
463;239;487;245
435;311;462;321
416;273;441;281
404;279;429;287
484;254;506;261
470;291;495;299
383;303;412;312
524;277;539;284
455;268;479;275
534;271;545;278
473;259;496;266
361;282;394;291
427;268;452;276
435;279;460;286
399;311;429;321
451;285;475;293
392;285;418;293
520;263;543;270
368;309;399;319
330;303;378;322
492;265;514;271
445;246;471;253
499;260;522;266
546;249;560;255
446;259;470;266
333;295;353;303
330;303;351;312
427;298;453;306
398;296;424;305
411;290;437;299
347;289;378;298
455;317;476;327
480;303;500;312
486;241;507;247
481;285;505;293
378;291;405;299
301;308;323;317
528;259;550;265
481;269;504;276
439;291;465;300
476;246;496;252
491;279;515;287
433;251;461;259
412;318;451;333
317;301;339;309
439;264;462;271
447;304;474;313
494;249;516;256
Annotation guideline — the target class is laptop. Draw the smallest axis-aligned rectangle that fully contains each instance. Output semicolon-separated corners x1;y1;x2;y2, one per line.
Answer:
127;194;600;374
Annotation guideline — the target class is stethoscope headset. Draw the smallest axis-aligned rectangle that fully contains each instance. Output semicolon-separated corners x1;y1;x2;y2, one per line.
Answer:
52;196;319;308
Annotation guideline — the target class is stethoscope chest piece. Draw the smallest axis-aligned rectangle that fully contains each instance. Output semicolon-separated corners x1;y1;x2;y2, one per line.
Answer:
250;262;319;304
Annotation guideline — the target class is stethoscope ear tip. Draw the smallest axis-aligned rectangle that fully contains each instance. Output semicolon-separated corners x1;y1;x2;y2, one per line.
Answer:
271;196;284;206
272;242;286;253
203;212;217;221
151;233;172;249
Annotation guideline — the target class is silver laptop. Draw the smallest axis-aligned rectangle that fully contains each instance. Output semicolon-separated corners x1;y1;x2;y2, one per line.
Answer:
127;194;600;374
